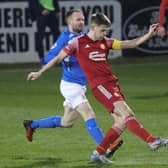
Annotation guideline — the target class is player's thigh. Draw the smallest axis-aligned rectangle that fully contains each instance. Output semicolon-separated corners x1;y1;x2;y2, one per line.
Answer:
92;81;125;113
61;106;79;127
76;101;95;121
113;101;135;118
111;113;125;130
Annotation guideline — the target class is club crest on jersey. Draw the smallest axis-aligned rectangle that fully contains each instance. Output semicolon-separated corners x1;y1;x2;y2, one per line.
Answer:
100;44;106;50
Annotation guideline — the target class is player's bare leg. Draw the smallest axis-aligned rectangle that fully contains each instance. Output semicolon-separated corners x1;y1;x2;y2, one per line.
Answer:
23;105;79;142
61;106;79;127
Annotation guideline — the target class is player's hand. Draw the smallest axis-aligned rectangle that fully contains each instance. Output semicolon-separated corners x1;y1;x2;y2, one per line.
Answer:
149;23;159;36
27;72;41;81
157;26;166;38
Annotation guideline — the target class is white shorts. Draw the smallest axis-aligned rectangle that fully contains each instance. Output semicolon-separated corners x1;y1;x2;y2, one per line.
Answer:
60;80;88;109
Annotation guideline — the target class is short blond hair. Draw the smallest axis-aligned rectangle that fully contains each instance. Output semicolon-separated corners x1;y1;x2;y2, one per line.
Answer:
90;13;111;27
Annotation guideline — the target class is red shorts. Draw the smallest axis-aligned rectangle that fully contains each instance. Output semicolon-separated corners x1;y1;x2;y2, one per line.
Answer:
92;81;125;113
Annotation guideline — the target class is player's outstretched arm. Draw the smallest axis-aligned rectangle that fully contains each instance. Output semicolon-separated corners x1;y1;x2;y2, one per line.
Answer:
27;50;67;81
121;23;159;49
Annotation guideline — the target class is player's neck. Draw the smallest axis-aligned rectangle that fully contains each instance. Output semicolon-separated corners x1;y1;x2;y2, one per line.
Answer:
69;27;81;35
87;32;96;41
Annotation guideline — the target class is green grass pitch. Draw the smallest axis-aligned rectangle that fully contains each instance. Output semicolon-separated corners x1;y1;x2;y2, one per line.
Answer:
0;57;168;168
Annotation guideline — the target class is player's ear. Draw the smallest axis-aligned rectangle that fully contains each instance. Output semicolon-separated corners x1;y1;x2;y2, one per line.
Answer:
67;17;72;26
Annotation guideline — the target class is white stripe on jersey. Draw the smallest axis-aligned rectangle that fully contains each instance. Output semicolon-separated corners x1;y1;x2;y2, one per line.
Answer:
97;85;112;99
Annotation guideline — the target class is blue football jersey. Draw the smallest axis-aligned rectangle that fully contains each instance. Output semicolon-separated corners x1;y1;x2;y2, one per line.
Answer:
42;28;87;86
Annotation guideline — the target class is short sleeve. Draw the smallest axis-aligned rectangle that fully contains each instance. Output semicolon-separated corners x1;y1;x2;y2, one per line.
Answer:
63;38;78;56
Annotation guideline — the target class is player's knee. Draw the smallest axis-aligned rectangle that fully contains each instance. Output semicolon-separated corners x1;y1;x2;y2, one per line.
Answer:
112;115;125;130
124;109;134;118
114;120;126;130
61;120;74;128
116;107;135;119
62;124;73;128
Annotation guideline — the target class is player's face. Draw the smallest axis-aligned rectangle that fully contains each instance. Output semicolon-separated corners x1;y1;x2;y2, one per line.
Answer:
94;25;110;40
71;12;85;33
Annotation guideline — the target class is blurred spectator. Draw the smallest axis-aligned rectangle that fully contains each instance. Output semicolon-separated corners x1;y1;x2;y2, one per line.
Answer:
28;0;60;61
158;0;168;38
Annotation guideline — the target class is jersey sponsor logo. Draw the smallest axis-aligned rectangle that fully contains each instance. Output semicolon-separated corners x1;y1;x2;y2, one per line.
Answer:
89;51;106;61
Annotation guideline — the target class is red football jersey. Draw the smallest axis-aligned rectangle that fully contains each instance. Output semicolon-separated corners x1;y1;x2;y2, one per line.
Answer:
159;0;168;27
63;34;118;89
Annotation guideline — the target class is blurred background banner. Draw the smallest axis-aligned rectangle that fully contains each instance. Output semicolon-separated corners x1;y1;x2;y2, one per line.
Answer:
121;0;168;57
0;2;37;63
0;0;167;63
0;0;121;63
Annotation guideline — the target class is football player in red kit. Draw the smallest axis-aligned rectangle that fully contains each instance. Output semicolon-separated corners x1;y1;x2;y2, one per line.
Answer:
27;13;168;164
